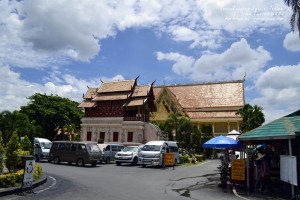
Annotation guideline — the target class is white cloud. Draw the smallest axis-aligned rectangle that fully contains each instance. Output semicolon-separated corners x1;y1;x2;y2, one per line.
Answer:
252;63;300;122
157;38;272;82
199;0;291;33
283;32;300;52
0;0;292;67
0;63;124;111
156;52;195;75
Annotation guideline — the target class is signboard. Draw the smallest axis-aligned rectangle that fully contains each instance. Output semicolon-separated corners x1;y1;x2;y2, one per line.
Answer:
231;159;245;181
280;155;297;186
164;153;175;166
23;159;35;188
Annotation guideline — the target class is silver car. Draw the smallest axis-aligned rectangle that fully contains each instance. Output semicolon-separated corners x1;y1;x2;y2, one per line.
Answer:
115;146;140;166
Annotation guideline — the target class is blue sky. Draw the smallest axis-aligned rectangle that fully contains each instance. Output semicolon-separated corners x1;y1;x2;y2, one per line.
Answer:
1;0;300;123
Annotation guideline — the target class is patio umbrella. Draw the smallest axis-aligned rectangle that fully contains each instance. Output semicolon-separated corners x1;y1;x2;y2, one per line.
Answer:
226;130;240;141
202;135;241;149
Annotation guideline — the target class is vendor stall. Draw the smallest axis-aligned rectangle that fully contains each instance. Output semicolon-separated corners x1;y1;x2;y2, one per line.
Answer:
238;110;300;199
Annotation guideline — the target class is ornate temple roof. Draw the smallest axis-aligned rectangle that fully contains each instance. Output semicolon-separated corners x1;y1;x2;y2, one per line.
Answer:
79;78;155;110
153;80;245;119
97;80;135;93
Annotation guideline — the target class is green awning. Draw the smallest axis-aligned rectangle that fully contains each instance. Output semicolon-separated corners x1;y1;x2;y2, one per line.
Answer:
238;110;300;141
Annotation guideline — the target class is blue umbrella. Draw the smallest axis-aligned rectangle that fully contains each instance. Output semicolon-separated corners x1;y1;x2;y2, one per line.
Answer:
202;135;240;149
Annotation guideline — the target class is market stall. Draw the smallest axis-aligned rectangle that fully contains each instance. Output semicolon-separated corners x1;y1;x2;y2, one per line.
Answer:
238;110;300;199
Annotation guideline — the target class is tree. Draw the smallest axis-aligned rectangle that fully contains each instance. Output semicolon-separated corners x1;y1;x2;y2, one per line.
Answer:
236;104;265;133
0;110;37;145
284;0;300;37
0;131;4;174
21;135;33;154
161;113;201;150
5;131;21;172
20;93;84;141
0;110;43;145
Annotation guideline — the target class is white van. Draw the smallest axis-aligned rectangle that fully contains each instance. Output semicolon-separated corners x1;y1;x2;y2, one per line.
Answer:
34;138;52;161
138;141;179;167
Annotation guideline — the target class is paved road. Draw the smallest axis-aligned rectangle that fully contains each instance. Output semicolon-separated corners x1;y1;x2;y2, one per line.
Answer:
2;159;243;200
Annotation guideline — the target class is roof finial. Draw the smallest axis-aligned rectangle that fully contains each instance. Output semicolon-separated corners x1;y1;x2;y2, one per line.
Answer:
243;72;246;81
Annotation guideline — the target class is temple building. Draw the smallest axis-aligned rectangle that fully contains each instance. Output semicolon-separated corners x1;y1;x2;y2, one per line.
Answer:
79;78;245;143
78;77;162;144
152;80;245;136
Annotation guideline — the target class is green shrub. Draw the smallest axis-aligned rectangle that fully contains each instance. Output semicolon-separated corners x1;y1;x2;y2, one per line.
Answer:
21;135;33;154
34;163;43;180
5;132;22;172
0;170;23;188
179;154;190;164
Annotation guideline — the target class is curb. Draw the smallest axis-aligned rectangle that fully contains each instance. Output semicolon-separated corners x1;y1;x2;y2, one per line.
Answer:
0;173;47;196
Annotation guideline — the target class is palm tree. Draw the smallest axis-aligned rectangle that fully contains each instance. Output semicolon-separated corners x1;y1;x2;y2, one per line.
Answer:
0;110;36;144
284;0;300;36
163;113;201;149
236;104;265;133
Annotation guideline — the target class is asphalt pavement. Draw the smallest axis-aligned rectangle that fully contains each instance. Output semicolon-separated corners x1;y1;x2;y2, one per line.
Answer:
0;159;290;200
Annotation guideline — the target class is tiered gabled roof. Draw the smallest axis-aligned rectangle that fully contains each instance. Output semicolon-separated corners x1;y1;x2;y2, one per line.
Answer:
78;78;156;110
124;85;151;107
97;79;135;93
78;88;98;108
153;80;245;119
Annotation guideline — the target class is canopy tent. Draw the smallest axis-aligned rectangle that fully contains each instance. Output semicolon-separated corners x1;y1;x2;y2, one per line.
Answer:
202;135;241;149
237;110;300;195
238;110;300;141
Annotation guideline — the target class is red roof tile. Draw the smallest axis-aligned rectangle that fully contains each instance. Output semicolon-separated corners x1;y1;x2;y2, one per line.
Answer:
92;92;131;101
84;88;98;99
78;101;97;108
132;85;150;97
155;81;244;109
97;80;135;93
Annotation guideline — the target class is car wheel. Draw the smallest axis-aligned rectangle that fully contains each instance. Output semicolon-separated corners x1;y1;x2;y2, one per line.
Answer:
68;162;72;165
53;157;60;164
91;162;97;167
142;164;146;168
116;161;121;166
35;155;39;162
132;157;138;166
77;159;85;167
105;157;110;164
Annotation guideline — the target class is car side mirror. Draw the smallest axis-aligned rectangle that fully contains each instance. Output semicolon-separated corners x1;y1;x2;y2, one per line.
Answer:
35;144;41;148
103;148;106;152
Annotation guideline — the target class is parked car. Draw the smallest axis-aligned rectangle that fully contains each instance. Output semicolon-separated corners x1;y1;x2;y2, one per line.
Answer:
98;143;124;164
138;141;179;168
115;146;141;166
49;141;102;167
33;137;52;162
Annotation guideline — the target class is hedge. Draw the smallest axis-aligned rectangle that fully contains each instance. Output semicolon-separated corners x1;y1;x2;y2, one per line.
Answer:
0;164;42;188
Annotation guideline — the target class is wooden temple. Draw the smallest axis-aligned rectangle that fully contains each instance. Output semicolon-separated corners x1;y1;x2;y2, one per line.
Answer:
78;77;161;144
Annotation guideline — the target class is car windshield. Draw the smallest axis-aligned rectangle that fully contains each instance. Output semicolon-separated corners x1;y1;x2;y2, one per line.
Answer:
87;144;101;152
41;142;52;149
142;145;161;151
122;146;138;152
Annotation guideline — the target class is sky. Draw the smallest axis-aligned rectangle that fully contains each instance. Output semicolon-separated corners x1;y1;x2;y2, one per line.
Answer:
1;0;300;123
